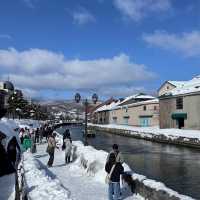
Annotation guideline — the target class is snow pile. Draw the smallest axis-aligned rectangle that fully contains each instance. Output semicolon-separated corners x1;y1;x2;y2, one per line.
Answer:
51;134;193;200
89;123;200;141
72;141;194;200
0;118;43;147
23;152;73;200
138;178;194;200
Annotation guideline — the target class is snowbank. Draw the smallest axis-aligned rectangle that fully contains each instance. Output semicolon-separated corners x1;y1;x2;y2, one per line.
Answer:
71;141;194;200
54;132;194;200
89;124;200;140
89;124;200;148
23;152;73;200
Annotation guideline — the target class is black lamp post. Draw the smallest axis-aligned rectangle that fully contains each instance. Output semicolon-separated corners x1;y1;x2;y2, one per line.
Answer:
74;93;98;145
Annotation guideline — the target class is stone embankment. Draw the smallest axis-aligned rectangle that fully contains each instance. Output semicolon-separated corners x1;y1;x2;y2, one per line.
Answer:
76;140;194;200
88;124;200;149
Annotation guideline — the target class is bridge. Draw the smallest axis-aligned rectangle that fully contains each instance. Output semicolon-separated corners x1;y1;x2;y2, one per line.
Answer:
52;121;84;129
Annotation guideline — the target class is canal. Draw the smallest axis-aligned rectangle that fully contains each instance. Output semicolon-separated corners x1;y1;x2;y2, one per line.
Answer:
56;126;200;199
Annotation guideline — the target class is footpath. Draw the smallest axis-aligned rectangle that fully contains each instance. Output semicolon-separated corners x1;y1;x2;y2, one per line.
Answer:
23;141;143;200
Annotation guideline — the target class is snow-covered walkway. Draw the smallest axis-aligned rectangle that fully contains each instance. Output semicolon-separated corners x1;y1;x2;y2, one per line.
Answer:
29;142;144;200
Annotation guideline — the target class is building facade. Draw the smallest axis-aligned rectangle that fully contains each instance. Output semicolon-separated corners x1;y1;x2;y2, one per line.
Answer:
158;81;185;96
109;99;159;127
159;76;200;130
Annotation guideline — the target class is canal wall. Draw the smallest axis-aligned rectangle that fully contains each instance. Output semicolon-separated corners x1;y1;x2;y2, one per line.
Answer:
132;174;194;200
88;124;200;149
72;140;194;200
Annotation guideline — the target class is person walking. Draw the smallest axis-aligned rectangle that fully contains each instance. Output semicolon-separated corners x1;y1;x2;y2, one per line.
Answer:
19;128;25;144
107;144;124;164
35;128;40;144
46;132;56;167
105;153;124;200
62;130;72;164
39;127;43;144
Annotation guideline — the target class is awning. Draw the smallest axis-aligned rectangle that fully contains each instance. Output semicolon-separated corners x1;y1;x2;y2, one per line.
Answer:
171;113;187;119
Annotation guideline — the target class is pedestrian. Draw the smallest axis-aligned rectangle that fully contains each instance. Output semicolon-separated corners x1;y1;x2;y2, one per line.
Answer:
46;132;57;167
19;128;25;144
105;153;124;200
30;130;36;153
62;129;72;164
35;128;40;143
7;136;21;168
107;144;124;164
22;135;32;151
39;127;43;144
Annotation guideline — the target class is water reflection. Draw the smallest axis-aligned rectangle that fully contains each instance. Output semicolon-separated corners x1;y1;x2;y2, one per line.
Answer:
56;126;200;199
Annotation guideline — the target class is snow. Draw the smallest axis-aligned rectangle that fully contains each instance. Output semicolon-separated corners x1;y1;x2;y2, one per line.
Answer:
119;99;159;109
164;75;200;96
168;81;186;88
0;174;15;200
0;119;195;200
95;100;121;112
0;118;42;147
118;94;155;106
22;140;144;200
89;123;200;141
23;152;72;200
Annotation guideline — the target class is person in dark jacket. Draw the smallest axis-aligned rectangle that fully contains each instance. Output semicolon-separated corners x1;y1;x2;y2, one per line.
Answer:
0;132;16;177
105;153;124;200
7;136;21;167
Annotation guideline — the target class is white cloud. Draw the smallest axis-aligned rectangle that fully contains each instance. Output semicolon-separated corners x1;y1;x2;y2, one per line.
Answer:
72;7;95;25
0;48;156;98
143;30;200;57
98;85;145;97
0;34;12;40
113;0;171;21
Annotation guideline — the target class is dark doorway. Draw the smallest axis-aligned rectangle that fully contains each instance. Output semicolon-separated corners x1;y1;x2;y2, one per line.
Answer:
177;118;184;129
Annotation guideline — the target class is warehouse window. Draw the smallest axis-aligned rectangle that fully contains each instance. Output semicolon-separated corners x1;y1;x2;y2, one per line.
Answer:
176;97;183;109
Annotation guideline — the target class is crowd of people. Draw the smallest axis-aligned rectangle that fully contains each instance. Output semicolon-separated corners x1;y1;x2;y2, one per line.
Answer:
0;109;133;200
46;129;73;167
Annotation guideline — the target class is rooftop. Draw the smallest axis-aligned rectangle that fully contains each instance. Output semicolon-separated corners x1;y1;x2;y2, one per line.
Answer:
162;75;200;97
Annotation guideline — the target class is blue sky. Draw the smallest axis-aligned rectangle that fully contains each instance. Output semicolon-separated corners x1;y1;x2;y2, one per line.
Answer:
0;0;199;100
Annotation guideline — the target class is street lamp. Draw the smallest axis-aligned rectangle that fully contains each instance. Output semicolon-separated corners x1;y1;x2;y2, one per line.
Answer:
74;93;98;145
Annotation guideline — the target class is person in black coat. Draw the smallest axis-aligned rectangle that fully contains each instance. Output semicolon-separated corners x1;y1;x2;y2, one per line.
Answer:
105;153;124;200
7;136;21;167
0;133;16;177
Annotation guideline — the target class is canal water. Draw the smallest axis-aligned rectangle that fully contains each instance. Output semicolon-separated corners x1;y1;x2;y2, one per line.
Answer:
56;126;200;199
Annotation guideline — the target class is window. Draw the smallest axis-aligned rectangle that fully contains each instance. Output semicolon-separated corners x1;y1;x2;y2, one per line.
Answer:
154;106;157;110
143;105;146;111
167;86;169;89
176;97;183;109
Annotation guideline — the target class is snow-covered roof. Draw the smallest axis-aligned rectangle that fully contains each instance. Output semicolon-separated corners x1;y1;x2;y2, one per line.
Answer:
118;94;155;105
168;81;186;87
111;99;159;110
163;75;200;97
126;98;159;108
95;101;121;112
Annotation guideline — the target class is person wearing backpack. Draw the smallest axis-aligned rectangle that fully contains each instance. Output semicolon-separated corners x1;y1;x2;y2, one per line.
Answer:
62;129;72;164
107;144;124;164
46;132;56;167
105;153;124;200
